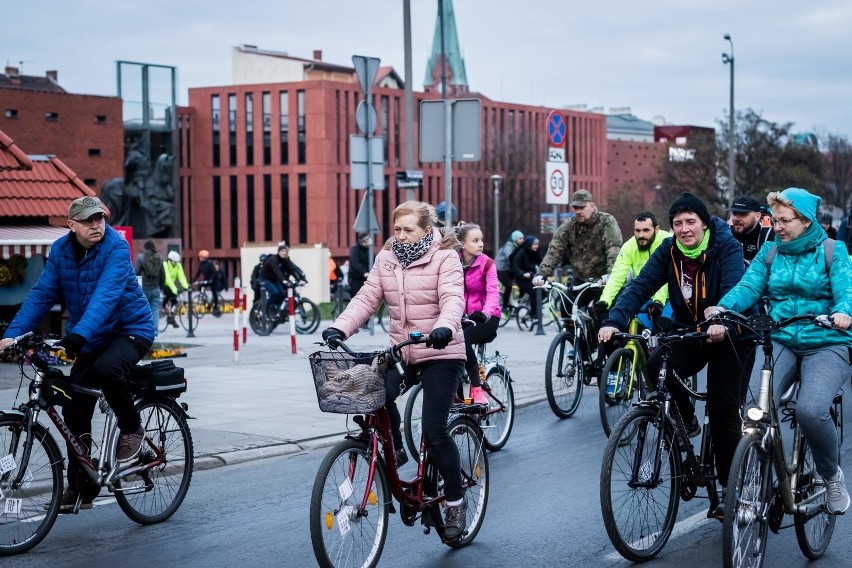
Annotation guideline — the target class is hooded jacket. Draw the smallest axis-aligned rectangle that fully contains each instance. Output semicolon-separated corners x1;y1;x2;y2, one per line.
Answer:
605;216;747;331
4;225;155;353
511;236;541;281
331;228;466;364
462;253;502;319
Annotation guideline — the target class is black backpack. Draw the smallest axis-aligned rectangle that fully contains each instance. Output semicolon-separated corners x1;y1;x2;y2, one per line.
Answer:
142;251;162;283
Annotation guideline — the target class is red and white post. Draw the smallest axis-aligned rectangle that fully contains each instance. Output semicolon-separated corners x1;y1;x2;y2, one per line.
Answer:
288;284;297;354
233;278;241;362
241;287;248;344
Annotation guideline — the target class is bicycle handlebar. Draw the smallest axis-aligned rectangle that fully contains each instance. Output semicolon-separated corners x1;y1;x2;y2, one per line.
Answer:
704;310;837;334
325;332;431;376
0;331;34;350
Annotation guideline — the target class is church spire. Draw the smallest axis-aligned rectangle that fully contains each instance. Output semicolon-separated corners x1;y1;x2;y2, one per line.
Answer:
423;0;469;96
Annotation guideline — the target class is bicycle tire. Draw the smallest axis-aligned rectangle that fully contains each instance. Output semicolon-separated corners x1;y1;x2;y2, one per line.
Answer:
482;366;515;452
600;405;681;562
190;291;211;319
114;399;193;524
158;304;171;333
793;436;836;559
722;432;772;568
599;348;641;438
376;303;389;333
516;305;536;332
544;331;584;419
0;415;64;556
177;300;200;331
249;302;276;336
498;306;514;328
403;383;424;459
444;416;489;548
293;297;320;335
310;438;389;568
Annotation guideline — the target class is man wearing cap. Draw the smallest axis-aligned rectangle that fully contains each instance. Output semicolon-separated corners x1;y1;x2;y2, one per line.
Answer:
0;196;156;512
192;249;220;315
534;189;623;285
728;195;774;265
259;241;307;318
494;229;525;310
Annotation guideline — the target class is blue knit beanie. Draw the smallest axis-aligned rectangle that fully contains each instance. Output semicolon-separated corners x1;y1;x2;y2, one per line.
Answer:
510;230;524;241
777;187;820;225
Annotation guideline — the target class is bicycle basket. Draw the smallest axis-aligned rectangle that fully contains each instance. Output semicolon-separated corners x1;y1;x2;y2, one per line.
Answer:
309;350;387;414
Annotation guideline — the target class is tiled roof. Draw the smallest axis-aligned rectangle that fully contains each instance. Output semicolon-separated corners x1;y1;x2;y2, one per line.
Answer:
0;73;66;93
0;129;34;172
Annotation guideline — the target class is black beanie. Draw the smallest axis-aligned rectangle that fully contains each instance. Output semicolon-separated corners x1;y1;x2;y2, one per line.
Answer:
668;192;711;228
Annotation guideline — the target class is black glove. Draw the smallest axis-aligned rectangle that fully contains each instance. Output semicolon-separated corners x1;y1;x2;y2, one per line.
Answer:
594;301;608;315
470;311;488;324
428;327;453;350
322;327;345;344
647;301;664;320
57;333;86;358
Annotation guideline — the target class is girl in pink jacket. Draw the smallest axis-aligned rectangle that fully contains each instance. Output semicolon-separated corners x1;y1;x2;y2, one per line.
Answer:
321;201;470;540
456;223;502;404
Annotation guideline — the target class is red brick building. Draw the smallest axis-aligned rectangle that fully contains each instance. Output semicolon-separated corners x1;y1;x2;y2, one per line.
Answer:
0;67;124;191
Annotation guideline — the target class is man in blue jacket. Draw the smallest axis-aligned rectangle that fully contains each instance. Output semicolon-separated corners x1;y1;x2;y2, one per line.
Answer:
0;196;156;512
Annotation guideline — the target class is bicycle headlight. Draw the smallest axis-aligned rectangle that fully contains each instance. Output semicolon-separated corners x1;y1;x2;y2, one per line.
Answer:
746;407;764;421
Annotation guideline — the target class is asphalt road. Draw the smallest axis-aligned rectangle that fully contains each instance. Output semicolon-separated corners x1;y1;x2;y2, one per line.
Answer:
4;397;852;568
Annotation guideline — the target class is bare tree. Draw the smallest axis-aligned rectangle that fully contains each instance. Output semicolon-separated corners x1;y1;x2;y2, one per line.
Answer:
656;131;722;214
823;133;852;215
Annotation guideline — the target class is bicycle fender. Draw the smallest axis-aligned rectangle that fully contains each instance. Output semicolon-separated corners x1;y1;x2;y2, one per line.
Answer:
489;365;512;382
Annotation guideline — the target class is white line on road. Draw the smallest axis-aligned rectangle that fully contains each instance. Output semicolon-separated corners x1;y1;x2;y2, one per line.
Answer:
604;509;707;562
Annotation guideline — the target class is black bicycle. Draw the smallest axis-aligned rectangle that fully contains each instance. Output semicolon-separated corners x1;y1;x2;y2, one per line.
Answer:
250;280;320;336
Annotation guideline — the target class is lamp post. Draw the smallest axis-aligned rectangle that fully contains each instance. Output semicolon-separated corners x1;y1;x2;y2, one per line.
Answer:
490;174;502;254
722;34;735;201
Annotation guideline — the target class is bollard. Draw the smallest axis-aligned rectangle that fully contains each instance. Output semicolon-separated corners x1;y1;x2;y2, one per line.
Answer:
288;284;297;354
233;280;241;362
534;286;545;336
186;284;196;338
241;288;247;344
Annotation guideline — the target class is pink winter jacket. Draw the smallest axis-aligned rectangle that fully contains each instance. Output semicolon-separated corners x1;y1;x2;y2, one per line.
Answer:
331;228;466;364
462;253;502;319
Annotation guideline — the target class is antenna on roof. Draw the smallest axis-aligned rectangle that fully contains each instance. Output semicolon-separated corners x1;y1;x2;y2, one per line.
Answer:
17;60;34;74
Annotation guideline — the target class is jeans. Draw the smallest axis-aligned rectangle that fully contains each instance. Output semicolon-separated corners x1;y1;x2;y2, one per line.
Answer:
646;337;755;486
64;335;150;486
260;278;284;308
753;342;849;478
142;287;160;337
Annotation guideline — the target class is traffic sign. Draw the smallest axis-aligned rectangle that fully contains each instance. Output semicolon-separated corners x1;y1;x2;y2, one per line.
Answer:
350;135;385;190
353;193;380;234
546;111;566;148
420;99;482;162
355;100;377;134
352;56;380;94
548;147;566;163
546;162;569;205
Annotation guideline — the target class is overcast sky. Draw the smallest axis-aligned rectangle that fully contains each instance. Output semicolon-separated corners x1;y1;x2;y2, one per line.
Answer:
5;1;852;139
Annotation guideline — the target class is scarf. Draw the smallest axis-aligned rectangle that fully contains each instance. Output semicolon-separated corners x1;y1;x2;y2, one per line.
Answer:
391;231;434;269
775;221;826;257
676;227;710;259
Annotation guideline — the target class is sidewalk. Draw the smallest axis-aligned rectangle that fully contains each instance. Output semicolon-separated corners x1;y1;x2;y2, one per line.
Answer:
0;313;564;470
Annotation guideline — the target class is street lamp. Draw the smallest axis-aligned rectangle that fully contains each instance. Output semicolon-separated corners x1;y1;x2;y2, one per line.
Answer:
491;174;502;254
722;34;735;200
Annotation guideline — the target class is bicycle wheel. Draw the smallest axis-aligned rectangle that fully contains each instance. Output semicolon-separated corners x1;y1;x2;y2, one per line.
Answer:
295;297;321;334
177;300;200;331
376;303;389;333
0;416;64;556
403;383;424;458
249;302;275;336
600;406;681;562
158;304;170;333
723;432;772;568
544;331;584;419
793;436;836;559
599;348;641;438
482;366;515;451
114;399;194;524
310;438;389;568
515;305;535;332
444;416;489;548
190;291;211;319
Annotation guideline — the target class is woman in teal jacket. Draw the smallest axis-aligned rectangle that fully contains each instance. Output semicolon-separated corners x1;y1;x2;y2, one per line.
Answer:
707;187;852;515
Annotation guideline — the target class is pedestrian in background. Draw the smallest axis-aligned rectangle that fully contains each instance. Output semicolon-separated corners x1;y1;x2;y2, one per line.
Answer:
512;236;542;323
134;239;163;337
494;230;524;310
212;259;227;316
349;233;371;298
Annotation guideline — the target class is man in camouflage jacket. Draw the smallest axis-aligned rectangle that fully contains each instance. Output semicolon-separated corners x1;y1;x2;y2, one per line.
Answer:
535;189;623;283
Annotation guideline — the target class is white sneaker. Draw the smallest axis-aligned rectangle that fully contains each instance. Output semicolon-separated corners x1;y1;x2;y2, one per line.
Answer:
825;467;850;515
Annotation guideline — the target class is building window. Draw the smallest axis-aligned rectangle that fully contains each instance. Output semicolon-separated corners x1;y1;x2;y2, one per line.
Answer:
95;115;107;124
381;95;389;165
5;109;18;119
393;97;400;167
213;176;222;248
83;178;96;187
246;174;255;242
279;91;289;165
228;94;237;167
229;175;239;248
45;112;58;122
263;174;272;241
280;174;290;242
212;95;221;167
88;148;101;157
245;93;254;166
262;92;271;166
297;90;306;164
298;173;307;243
335;90;341;164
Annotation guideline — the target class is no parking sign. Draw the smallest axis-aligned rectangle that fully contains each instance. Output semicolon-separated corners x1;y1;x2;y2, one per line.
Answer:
546;162;569;204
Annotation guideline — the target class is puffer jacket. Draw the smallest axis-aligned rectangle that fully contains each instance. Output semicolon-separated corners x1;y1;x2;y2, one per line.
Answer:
4;225;155;353
331;228;466;364
719;239;852;350
462;253;502;319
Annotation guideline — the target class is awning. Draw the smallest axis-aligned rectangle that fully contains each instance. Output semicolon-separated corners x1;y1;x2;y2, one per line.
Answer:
0;225;67;259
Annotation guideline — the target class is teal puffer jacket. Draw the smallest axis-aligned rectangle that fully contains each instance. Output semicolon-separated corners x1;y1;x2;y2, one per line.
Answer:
718;240;852;350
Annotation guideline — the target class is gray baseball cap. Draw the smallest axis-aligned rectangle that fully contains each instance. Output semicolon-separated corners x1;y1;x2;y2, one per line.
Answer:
68;196;108;221
570;189;594;207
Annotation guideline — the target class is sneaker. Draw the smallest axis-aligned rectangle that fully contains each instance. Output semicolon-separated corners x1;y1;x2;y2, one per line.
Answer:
116;426;146;463
444;500;468;540
46;489;93;513
826;467;851;515
605;372;625;402
168;317;179;328
469;386;488;405
686;416;701;439
394;448;409;468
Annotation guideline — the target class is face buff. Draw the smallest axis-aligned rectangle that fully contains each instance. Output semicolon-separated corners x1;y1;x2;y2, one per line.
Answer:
391;230;434;269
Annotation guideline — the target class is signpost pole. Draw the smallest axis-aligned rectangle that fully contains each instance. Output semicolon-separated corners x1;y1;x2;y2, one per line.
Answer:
439;0;452;227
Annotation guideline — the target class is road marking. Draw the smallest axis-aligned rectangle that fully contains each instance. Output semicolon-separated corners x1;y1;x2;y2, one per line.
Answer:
604;509;707;561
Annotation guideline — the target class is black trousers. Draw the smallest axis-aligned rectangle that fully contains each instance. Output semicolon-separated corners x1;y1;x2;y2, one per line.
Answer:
463;316;499;386
646;338;755;486
497;270;514;308
64;336;150;485
387;359;465;501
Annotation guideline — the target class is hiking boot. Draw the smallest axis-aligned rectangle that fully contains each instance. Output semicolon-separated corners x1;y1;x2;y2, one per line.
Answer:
46;489;93;513
394;448;409;468
443;499;467;540
826;467;850;515
686;416;701;439
469;386;488;405
167;316;179;328
117;426;146;463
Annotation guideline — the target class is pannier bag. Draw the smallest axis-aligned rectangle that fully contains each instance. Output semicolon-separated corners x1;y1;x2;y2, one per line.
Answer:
127;360;187;397
38;367;75;407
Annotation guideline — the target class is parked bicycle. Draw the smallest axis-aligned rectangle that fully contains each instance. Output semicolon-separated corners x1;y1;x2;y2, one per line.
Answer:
249;280;320;336
544;280;604;418
308;333;489;568
0;332;193;556
718;311;845;568
600;327;722;562
403;336;515;456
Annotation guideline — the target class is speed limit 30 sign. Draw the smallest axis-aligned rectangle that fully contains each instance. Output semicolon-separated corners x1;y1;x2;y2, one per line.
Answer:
546;162;570;204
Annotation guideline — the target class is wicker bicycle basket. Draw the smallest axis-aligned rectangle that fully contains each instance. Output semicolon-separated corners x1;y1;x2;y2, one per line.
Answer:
308;350;388;414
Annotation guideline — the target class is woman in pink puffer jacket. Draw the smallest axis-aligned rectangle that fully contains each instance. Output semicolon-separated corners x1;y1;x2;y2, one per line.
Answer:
322;201;469;540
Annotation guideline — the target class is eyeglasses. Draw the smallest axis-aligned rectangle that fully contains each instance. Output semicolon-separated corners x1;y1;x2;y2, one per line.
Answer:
770;217;801;227
73;214;106;226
